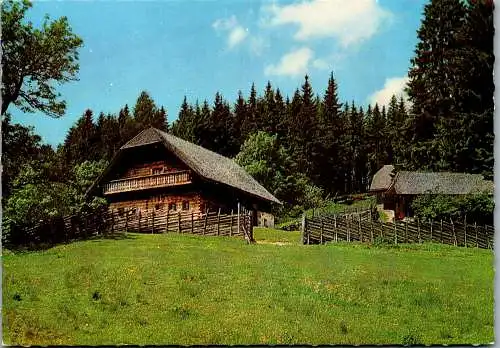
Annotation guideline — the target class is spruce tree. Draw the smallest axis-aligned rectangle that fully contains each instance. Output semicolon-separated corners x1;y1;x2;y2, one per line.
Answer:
172;96;196;142
194;100;212;148
365;103;388;177
63;109;99;164
133;91;168;132
233;91;248;148
261;81;279;135
405;0;467;171
317;72;343;194
274;88;288;142
241;83;258;140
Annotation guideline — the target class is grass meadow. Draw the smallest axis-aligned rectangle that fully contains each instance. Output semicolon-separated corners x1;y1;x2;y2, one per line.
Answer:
2;228;494;345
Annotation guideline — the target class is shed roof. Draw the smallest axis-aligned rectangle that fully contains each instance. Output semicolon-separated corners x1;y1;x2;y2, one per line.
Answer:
369;165;395;191
392;171;492;195
90;128;281;204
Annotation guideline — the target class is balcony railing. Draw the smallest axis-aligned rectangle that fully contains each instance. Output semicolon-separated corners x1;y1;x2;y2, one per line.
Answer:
103;170;192;195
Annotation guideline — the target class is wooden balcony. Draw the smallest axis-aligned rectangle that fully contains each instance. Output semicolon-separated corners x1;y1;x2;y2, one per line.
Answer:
103;170;192;195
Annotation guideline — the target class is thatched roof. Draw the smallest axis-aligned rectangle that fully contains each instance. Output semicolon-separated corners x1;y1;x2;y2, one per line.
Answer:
90;128;281;204
369;165;395;192
369;164;493;195
392;171;493;195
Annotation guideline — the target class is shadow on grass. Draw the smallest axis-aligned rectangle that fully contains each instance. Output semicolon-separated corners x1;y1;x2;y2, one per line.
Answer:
87;232;140;241
4;232;139;253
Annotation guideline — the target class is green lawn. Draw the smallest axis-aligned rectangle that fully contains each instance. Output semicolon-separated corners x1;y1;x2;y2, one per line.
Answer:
2;229;494;345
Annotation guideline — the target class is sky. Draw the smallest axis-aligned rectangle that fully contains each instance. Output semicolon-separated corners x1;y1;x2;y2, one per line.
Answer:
11;0;427;147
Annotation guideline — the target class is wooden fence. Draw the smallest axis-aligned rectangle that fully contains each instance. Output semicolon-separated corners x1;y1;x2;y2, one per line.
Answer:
302;213;494;249
7;205;254;248
111;206;254;242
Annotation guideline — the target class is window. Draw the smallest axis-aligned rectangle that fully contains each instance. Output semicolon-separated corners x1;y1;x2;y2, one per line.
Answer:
182;201;190;211
152;167;163;175
168;203;177;211
118;208;124;216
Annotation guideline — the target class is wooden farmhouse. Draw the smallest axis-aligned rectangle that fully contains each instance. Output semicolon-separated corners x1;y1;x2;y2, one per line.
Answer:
369;165;494;221
87;128;280;225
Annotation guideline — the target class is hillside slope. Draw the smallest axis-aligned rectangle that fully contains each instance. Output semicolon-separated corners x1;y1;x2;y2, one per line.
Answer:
2;230;494;345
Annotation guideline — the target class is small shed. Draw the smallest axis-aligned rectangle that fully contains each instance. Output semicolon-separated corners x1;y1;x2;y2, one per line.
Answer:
369;166;493;220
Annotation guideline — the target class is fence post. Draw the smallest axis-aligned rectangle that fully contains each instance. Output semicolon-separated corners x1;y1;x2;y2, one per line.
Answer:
451;218;457;246
487;225;492;249
475;222;478;248
237;203;240;235
394;220;398;245
191;212;194;234
307;216;310;245
249;211;254;242
334;214;338;242
111;209;115;235
139;212;141;233
405;219;408;243
464;215;467;248
217;208;221;236
152;210;155;234
440;219;443;244
166;209;169;233
369;212;374;243
178;212;181;233
347;215;351;242
417;218;421;244
301;214;306;244
125;211;128;233
204;208;209;235
430;219;433;242
320;217;324;244
230;209;233;236
358;213;362;242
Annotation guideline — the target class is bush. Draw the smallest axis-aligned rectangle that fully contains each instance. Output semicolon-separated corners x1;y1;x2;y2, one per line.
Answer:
2;160;109;247
411;193;493;225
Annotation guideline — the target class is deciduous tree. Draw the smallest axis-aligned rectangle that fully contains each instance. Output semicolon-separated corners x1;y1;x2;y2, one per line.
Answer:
1;0;83;117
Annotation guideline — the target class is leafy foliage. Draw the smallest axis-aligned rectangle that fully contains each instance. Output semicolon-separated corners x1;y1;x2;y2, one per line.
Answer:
411;193;494;224
68;160;109;213
4;162;72;228
3;159;108;245
1;113;52;198
235;131;324;214
1;0;83;116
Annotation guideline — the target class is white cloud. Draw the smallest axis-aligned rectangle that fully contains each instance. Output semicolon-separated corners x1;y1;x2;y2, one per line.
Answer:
265;47;313;77
312;58;329;70
263;0;391;46
369;76;409;106
228;26;248;48
212;15;248;49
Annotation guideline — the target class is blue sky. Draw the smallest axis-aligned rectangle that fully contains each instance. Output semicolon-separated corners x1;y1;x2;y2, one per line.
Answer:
11;0;426;147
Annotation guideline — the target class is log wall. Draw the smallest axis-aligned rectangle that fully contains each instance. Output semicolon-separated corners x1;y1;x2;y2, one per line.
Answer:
109;192;205;216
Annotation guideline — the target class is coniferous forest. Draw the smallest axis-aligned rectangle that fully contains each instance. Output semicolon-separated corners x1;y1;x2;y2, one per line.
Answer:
1;0;494;235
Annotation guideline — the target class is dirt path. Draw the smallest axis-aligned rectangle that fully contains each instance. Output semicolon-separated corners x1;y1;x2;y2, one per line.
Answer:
255;241;292;246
